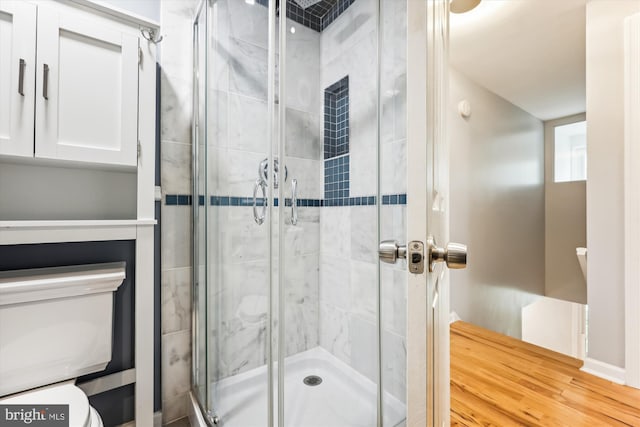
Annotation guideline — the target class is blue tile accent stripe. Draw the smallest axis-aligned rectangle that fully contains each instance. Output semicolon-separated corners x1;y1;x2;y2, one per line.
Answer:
166;194;406;207
165;195;192;206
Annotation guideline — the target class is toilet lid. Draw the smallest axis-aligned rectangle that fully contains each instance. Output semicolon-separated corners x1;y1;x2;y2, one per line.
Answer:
0;383;91;427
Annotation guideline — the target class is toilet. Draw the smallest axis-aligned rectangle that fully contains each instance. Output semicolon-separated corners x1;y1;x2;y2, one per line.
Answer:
0;263;126;426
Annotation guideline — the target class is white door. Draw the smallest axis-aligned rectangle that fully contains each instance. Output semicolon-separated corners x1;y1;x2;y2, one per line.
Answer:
405;1;457;425
35;6;139;167
0;0;36;158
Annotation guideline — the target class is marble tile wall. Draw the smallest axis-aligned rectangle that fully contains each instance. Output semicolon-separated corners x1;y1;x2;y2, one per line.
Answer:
160;0;199;424
318;0;408;403
207;0;322;382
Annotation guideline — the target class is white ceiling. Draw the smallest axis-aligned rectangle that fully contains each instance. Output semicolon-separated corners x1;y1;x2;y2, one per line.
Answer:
450;0;587;121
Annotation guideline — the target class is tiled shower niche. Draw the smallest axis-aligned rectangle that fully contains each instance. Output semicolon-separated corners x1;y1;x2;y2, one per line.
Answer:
324;76;350;204
324;76;349;159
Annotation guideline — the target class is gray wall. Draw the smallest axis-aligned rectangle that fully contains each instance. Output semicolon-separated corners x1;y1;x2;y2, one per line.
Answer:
449;68;545;339
544;114;587;304
585;0;640;369
0;163;136;220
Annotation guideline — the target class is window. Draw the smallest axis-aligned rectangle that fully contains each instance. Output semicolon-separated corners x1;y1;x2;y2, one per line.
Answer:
554;120;587;182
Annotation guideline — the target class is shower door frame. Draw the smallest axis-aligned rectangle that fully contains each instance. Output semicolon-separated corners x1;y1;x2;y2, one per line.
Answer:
191;0;209;423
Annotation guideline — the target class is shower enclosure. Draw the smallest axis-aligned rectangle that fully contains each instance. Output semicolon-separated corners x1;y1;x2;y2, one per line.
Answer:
190;0;450;425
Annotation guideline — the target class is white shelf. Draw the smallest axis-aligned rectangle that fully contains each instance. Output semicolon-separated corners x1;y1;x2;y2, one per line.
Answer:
0;219;156;245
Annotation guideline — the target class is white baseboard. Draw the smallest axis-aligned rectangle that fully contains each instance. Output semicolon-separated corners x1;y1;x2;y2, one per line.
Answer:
581;357;626;384
449;311;461;324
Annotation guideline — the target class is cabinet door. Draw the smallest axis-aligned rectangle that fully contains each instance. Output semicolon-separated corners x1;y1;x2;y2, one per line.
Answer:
0;1;36;157
35;7;139;167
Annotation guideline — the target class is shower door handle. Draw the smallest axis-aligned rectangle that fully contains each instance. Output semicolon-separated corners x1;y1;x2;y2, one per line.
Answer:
253;179;267;225
291;179;298;225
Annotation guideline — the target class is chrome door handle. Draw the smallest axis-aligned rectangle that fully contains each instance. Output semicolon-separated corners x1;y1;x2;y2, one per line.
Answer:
427;236;467;272
291;179;298;225
379;240;407;264
18;59;25;96
253;179;266;225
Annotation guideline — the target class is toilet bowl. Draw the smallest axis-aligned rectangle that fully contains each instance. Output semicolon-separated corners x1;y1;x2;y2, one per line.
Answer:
0;263;125;426
0;382;103;427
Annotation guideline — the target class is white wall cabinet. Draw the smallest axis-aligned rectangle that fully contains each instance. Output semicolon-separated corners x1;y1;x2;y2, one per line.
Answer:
0;2;140;167
0;1;37;158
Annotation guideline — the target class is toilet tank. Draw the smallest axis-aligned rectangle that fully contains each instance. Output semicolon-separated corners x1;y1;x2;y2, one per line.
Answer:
0;262;126;397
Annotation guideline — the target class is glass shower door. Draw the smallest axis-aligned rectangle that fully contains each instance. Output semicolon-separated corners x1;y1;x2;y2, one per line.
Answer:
278;0;409;426
194;0;277;424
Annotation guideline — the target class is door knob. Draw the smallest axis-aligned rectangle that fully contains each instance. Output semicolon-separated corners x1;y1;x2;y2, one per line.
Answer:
427;236;467;272
378;240;407;264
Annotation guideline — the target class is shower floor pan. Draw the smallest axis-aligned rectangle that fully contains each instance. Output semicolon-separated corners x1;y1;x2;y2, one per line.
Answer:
210;346;406;427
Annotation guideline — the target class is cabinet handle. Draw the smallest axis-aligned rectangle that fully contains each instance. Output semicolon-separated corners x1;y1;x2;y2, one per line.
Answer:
18;59;25;96
43;64;49;100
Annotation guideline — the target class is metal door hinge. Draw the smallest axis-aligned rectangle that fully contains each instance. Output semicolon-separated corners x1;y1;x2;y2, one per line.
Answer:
138;47;142;66
137;141;141;159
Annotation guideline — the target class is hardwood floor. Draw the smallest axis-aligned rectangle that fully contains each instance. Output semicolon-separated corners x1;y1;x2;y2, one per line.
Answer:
450;321;640;426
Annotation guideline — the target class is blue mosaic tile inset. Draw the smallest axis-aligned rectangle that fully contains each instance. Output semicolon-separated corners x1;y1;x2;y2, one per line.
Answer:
324;76;349;159
324;155;350;203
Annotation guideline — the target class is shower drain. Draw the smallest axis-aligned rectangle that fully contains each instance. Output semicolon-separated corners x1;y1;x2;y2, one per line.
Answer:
303;375;323;386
